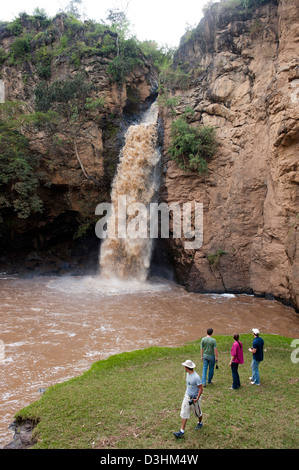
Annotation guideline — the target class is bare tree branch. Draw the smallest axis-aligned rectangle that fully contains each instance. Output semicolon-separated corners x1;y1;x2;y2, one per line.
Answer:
74;141;101;186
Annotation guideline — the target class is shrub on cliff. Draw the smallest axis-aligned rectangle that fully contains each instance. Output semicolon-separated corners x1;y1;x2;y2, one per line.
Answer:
0;121;43;223
10;36;31;64
35;73;95;116
107;37;144;83
169;111;218;174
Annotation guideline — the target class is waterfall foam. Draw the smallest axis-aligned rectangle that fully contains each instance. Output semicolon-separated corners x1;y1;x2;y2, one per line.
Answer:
99;102;161;281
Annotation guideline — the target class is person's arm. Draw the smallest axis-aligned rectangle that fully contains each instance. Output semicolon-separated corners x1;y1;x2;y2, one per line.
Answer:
214;346;218;362
249;338;257;354
229;343;235;366
194;384;203;402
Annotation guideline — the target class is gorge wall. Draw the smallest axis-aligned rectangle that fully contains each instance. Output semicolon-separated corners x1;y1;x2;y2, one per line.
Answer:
0;2;298;311
159;0;299;310
0;13;158;273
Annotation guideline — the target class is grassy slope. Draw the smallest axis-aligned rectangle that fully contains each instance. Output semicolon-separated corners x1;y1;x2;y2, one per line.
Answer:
15;334;299;449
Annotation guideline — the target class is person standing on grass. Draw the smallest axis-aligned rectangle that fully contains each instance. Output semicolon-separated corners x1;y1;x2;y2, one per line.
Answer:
229;334;244;389
201;328;218;386
249;328;264;385
173;360;203;439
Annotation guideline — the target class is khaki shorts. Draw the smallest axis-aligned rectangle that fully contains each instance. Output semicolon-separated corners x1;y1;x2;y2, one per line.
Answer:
180;394;202;420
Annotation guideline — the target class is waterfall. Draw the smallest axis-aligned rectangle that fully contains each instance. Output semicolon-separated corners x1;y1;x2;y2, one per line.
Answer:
99;102;161;281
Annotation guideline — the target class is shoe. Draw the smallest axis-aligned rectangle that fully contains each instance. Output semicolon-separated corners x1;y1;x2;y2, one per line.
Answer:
251;381;260;385
195;422;203;430
173;430;184;438
249;377;252;380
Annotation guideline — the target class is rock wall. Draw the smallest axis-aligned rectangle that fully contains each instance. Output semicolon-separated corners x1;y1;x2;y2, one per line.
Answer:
0;14;158;273
159;0;299;310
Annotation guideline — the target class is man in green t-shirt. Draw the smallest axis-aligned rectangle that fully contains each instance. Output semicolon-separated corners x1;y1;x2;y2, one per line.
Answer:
200;328;218;386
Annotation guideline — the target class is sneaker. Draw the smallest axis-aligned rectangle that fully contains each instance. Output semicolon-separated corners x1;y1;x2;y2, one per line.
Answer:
251;381;260;385
173;430;184;438
195;422;203;430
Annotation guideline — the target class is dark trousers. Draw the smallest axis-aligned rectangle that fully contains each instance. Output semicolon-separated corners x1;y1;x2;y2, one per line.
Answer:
231;362;241;389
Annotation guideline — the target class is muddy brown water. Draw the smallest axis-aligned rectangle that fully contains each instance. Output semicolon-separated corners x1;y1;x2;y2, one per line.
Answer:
1;273;298;446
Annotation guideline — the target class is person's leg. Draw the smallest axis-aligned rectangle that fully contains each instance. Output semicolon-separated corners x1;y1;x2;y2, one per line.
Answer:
251;359;256;382
202;357;208;386
236;363;241;388
231;362;240;389
251;359;260;384
174;395;189;437
193;399;203;430
231;362;238;389
208;356;215;383
254;359;260;384
181;418;188;430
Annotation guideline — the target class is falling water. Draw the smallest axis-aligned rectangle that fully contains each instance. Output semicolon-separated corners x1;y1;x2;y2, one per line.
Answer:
99;102;161;281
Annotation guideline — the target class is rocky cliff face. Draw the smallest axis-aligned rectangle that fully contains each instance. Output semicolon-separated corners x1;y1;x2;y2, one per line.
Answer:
1;4;298;310
0;13;158;273
159;0;299;310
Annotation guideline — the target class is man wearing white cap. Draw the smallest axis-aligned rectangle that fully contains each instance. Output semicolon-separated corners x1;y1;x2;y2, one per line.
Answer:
248;328;264;385
173;360;203;438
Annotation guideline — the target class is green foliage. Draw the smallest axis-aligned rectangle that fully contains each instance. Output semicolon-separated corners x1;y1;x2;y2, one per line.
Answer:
59;35;69;49
34;82;51;113
105;8;131;40
0;100;61;131
0;102;59;227
84;23;106;45
85;97;105;110
35;73;95;116
0;48;8;64
31;7;51;27
2;9;160;88
0;120;43;221
169;111;218;174
10;35;31;63
108;38;143;83
100;34;117;55
65;0;84;19
64;14;84;34
157;95;181;115
73;216;95;239
5;17;22;36
35;46;53;79
140;41;175;73
207;249;227;267
22;112;59;130
242;0;273;7
36;63;51;80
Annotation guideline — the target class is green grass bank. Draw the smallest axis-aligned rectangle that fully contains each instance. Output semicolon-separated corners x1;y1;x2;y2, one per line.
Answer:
15;334;298;449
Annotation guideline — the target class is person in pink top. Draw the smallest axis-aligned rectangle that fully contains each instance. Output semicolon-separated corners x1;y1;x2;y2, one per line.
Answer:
229;334;244;389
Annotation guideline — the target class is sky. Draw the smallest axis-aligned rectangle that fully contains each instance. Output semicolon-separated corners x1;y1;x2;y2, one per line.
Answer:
0;0;212;47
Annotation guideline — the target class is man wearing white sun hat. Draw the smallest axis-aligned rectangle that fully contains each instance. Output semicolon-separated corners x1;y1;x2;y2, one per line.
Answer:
248;328;264;385
173;360;203;438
